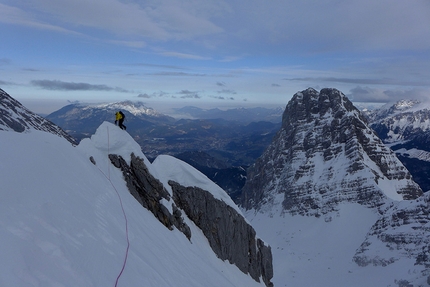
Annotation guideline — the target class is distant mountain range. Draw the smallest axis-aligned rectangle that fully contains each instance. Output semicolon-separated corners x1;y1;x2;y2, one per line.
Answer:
172;106;284;123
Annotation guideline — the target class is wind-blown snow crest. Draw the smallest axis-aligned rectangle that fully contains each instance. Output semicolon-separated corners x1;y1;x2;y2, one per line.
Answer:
0;123;264;287
152;154;242;214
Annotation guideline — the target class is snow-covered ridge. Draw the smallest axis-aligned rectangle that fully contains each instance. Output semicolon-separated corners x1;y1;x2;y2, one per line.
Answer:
91;101;162;117
0;121;267;287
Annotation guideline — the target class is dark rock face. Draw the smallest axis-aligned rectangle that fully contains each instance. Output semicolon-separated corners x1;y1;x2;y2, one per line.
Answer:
0;89;77;145
170;181;273;287
109;152;273;286
109;153;191;239
241;88;422;216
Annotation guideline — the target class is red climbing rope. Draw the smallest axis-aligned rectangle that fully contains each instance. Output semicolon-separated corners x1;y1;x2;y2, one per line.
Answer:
111;178;130;287
98;126;130;287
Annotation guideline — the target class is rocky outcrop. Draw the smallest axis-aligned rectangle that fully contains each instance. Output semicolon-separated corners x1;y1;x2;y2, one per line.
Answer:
170;181;273;287
241;88;422;216
0;88;77;145
109;152;273;287
109;153;191;239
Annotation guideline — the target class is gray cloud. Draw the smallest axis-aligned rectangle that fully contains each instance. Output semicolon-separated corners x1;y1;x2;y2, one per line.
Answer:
217;89;237;94
180;94;201;99
0;80;14;86
177;90;201;99
138;93;151;98
31;80;129;92
348;86;430;103
138;91;168;98
0;58;11;65
287;77;430;87
150;71;207;77
210;95;235;100
3;0;430;57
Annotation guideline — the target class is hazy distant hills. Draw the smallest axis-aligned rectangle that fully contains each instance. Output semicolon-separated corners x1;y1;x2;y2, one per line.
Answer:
46;103;282;165
173;106;284;123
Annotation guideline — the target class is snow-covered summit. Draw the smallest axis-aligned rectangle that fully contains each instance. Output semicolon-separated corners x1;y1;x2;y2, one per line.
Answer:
93;101;163;117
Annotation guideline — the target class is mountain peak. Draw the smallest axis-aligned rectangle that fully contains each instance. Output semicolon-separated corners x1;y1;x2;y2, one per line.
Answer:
93;101;163;117
0;88;76;144
241;88;422;216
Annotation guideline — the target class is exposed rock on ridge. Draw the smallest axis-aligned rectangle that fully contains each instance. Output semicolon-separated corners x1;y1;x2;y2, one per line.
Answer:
241;88;422;216
0;88;77;145
109;153;191;239
108;152;273;287
170;181;273;287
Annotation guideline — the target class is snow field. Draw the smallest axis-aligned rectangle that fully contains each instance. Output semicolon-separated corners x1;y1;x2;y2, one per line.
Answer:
0;124;265;287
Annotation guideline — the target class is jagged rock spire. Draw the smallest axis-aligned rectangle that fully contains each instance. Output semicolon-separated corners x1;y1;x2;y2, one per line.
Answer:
241;88;422;216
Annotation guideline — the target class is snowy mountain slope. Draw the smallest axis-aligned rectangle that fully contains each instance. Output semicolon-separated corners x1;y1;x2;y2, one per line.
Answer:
245;203;429;287
0;123;269;287
365;99;423;123
354;193;430;268
240;88;430;286
0;88;76;144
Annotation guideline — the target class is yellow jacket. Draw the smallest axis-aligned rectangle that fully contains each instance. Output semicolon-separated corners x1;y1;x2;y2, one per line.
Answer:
115;112;123;121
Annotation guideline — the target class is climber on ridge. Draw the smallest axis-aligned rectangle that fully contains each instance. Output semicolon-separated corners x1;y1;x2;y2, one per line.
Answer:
115;111;126;130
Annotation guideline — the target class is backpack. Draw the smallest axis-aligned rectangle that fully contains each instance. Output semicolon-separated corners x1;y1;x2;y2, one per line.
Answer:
119;111;125;120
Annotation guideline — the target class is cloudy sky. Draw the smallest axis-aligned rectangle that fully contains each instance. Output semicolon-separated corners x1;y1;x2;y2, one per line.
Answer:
1;0;430;113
